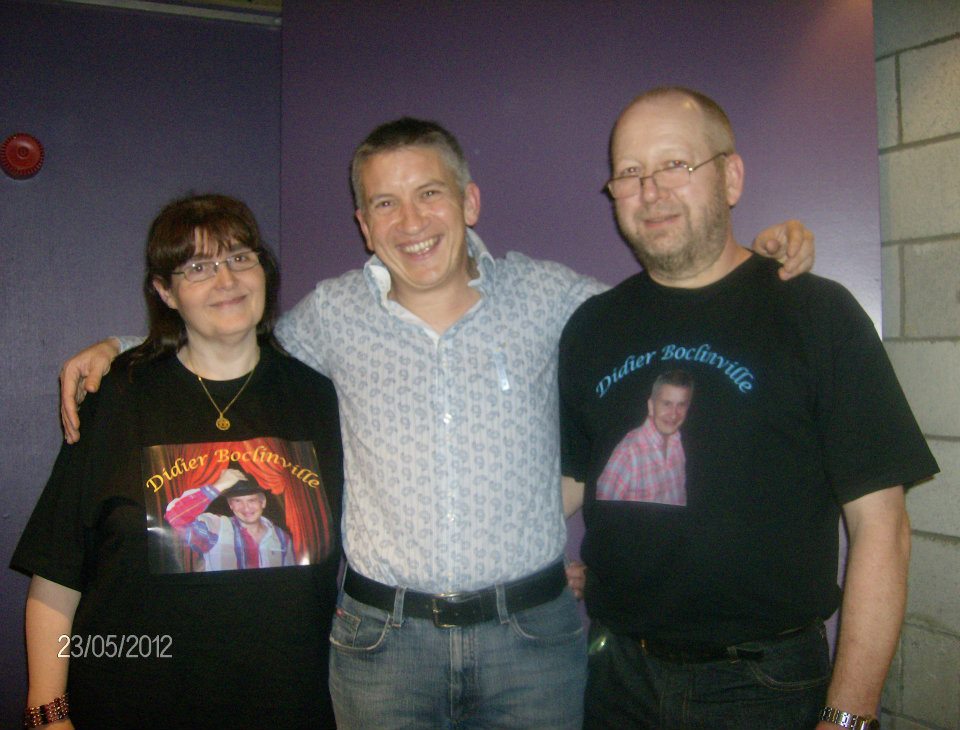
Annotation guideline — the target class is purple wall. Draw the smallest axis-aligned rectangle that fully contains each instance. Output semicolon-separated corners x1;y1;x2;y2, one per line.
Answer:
281;0;881;321
280;0;877;646
0;2;280;723
1;0;879;724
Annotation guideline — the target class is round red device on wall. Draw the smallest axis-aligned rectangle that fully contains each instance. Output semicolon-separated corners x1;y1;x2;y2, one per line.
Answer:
1;132;45;179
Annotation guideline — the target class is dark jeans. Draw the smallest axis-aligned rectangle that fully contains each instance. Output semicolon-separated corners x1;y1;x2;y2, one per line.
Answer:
584;620;830;729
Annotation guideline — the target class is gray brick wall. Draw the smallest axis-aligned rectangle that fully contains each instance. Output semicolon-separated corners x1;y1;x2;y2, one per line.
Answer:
874;1;960;727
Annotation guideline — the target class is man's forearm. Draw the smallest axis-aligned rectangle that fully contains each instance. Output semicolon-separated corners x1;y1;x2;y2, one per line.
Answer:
824;489;910;720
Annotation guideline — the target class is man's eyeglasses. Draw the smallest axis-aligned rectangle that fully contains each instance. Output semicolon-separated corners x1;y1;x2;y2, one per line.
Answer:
605;152;729;200
172;249;261;283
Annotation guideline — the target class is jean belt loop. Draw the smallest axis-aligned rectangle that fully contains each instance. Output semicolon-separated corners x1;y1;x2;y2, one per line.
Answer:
391;586;406;627
494;581;510;623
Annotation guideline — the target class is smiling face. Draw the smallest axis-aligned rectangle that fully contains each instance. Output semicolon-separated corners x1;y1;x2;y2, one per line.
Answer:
354;146;480;308
610;92;744;287
226;492;267;526
647;383;692;437
153;231;266;350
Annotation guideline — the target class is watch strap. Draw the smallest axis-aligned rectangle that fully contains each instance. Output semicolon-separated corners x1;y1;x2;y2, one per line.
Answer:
821;706;880;730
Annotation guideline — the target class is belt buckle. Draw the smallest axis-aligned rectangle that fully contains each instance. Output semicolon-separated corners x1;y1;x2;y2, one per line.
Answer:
431;592;483;628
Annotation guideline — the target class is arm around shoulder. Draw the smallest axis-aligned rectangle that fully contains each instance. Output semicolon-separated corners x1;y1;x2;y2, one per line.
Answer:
750;219;815;280
59;337;123;444
274;283;338;375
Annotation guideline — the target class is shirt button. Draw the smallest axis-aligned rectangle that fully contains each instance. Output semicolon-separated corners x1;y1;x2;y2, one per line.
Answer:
442;412;453;424
446;513;456;522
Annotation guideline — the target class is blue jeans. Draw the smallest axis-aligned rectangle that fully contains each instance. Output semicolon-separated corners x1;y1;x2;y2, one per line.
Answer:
584;620;830;729
329;584;587;729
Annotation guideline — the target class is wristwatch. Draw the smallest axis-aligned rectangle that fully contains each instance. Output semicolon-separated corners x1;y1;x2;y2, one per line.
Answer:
820;706;880;730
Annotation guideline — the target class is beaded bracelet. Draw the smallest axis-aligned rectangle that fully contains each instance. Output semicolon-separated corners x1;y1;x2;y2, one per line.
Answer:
23;693;69;728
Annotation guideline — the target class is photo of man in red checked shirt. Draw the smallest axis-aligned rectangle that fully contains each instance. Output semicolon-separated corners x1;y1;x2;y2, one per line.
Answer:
596;370;692;506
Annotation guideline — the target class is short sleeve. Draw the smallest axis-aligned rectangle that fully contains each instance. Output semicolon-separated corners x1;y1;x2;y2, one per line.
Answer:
558;299;597;483
9;386;113;589
801;280;938;503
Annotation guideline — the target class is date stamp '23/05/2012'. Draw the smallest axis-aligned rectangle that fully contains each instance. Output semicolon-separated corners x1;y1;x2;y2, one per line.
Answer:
57;634;172;659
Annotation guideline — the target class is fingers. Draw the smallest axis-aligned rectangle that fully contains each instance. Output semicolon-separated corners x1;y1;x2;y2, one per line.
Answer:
751;223;785;258
59;368;85;444
751;220;816;281
565;560;587;601
57;339;119;444
225;468;247;484
777;219;815;281
60;365;106;443
214;469;247;491
60;403;81;444
82;364;106;393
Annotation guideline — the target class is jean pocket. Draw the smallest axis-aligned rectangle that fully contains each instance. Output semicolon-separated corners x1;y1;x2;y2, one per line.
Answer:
744;627;832;691
329;595;391;653
509;591;585;646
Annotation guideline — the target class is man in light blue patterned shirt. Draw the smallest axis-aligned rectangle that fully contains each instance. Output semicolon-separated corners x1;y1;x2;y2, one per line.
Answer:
59;117;814;729
279;120;604;728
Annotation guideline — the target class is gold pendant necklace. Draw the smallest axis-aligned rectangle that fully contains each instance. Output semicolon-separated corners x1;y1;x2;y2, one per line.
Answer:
186;351;258;431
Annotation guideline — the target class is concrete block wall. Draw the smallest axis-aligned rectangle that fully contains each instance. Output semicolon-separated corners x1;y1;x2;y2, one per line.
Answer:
874;1;960;728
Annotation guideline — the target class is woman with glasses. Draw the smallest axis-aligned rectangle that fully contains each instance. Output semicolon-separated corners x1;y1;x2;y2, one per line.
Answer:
12;194;342;729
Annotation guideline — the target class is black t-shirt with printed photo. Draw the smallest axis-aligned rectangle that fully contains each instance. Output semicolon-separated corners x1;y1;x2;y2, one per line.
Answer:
12;345;343;729
559;255;937;645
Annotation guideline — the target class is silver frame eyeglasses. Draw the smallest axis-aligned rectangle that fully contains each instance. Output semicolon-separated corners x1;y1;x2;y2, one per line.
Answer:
171;249;261;283
605;152;729;199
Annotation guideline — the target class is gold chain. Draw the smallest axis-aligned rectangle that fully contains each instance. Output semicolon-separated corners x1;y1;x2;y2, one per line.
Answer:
186;351;258;431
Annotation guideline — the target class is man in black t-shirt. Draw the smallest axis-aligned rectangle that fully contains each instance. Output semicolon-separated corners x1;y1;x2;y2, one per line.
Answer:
559;87;938;730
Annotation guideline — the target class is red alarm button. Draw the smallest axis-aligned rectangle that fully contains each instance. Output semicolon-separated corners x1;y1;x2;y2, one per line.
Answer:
1;133;44;178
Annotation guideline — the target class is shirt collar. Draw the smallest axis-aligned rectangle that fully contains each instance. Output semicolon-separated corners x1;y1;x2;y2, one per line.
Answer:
363;227;497;305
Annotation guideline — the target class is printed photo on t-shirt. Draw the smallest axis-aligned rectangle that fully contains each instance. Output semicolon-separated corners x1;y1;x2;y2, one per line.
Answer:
596;369;693;506
142;437;335;573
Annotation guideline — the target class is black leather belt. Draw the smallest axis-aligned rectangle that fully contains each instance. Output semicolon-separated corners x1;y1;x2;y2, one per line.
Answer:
343;562;567;628
634;624;810;663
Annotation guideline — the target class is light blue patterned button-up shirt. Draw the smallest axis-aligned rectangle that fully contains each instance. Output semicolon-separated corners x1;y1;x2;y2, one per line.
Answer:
277;230;605;592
